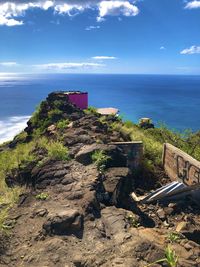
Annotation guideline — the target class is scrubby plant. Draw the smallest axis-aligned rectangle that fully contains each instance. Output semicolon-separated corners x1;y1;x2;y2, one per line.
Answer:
126;214;140;228
47;108;62;121
98;116;108;125
13;131;28;143
57;119;70;131
164;246;179;267
47;141;69;161
124;120;135;128
110;119;200;172
84;106;98;115
92;150;111;172
53;100;64;109
167;232;183;243
145;246;178;267
30;100;65;137
35;192;49;200
0;137;70;230
2;218;16;231
0;143;32;230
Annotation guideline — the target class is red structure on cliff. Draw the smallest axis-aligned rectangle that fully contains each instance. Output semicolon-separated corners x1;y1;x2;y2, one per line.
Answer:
62;91;88;110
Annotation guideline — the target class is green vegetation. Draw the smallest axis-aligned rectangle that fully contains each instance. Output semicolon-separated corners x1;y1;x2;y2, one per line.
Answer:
35;192;49;200
167;232;183;243
84;106;98;115
2;218;16;231
13;131;28;143
124;120;135;128
30;101;63;136
0;136;69;230
92;150;111;172
145;246;178;267
34;137;69;163
53;99;64;109
98;115;108;125
46;141;69;161
57;119;70;131
0;141;36;230
126;214;140;228
110;120;200;170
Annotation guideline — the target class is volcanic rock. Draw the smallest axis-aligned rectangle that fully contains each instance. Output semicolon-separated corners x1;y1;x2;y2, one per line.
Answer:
43;209;83;236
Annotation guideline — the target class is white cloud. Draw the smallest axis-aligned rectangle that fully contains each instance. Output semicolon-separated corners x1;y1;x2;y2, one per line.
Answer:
92;56;117;60
0;62;19;66
33;62;105;70
85;25;100;31
0;16;23;26
160;46;166;50
97;16;105;22
180;45;200;54
43;0;54;10
0;1;54;26
0;1;140;26
54;3;84;16
97;1;139;21
185;1;200;9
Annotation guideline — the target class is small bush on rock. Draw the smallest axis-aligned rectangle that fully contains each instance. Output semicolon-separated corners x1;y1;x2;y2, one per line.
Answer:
47;141;69;161
57;119;70;131
84;106;98;115
35;192;49;200
92;150;111;172
167;232;183;243
126;214;140;228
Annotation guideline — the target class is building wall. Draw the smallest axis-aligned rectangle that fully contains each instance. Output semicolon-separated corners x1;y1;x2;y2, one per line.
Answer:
68;93;88;110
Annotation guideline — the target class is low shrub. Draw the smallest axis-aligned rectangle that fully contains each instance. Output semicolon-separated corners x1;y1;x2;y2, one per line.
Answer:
145;246;178;267
57;119;70;131
35;192;49;200
84;106;98;115
0;137;69;230
92;150;111;172
167;232;183;243
47;141;69;161
111;120;200;170
13;131;28;143
124;120;135;128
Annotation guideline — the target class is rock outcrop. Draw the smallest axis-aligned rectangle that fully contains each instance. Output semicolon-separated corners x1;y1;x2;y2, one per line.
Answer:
1;92;200;267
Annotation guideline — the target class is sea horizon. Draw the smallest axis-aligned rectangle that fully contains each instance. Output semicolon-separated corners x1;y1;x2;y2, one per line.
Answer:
0;73;200;144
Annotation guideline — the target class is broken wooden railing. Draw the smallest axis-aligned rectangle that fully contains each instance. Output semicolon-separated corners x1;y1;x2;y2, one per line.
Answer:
131;143;200;204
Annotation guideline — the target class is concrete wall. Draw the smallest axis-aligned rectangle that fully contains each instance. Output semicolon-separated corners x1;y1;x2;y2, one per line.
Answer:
110;141;143;170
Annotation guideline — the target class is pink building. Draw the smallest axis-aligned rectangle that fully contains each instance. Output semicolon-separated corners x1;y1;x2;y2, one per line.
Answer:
63;91;88;110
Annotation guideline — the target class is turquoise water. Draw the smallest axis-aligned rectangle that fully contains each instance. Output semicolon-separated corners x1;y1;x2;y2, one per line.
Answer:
0;73;200;143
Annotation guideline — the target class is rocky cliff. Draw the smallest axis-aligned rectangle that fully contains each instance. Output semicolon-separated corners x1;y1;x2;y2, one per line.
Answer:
0;92;200;267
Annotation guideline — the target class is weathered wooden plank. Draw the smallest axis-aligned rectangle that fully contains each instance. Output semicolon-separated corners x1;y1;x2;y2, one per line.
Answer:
163;143;200;186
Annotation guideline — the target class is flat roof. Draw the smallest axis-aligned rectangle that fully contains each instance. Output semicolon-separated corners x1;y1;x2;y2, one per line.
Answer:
55;91;87;95
97;108;119;115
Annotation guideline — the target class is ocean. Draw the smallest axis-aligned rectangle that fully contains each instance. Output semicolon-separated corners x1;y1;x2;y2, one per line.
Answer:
0;73;200;144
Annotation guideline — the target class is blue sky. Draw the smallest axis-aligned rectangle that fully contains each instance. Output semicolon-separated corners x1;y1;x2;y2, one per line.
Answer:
0;0;200;74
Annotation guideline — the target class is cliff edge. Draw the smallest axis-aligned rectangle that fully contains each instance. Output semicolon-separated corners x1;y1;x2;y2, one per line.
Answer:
0;92;200;267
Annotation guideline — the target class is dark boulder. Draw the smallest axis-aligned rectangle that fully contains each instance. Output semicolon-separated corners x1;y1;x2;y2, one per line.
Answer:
75;144;127;167
43;209;83;236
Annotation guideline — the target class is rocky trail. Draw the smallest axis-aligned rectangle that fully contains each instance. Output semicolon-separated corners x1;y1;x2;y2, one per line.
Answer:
0;92;200;267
